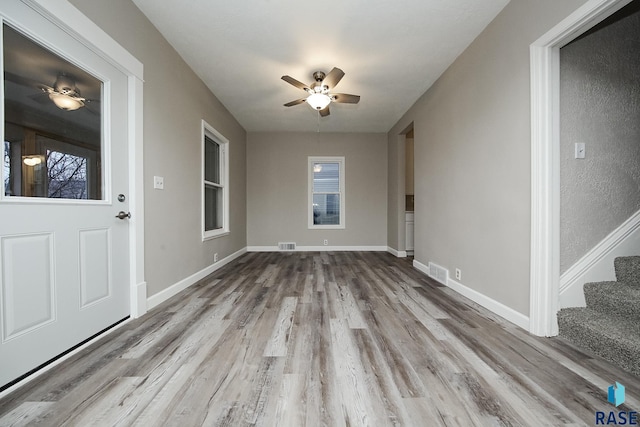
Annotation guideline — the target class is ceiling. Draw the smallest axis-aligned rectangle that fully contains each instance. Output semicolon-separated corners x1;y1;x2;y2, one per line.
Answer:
131;0;510;133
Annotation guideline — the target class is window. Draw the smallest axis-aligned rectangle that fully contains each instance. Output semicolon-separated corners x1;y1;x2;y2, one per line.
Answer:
202;121;229;239
309;156;345;229
2;24;103;200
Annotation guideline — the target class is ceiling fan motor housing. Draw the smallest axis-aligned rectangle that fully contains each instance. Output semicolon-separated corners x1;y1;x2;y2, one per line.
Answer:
312;71;326;82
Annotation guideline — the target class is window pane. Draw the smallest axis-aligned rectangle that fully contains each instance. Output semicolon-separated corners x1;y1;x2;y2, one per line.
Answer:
204;136;220;184
313;193;340;225
205;185;223;231
4;140;21;196
3;24;102;200
313;162;340;192
47;150;88;199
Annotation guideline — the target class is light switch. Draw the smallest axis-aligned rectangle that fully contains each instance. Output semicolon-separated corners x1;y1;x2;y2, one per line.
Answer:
575;143;586;159
153;176;164;190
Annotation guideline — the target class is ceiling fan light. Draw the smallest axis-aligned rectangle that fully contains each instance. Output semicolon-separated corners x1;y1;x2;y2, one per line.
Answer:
49;93;84;111
306;93;331;110
23;156;43;167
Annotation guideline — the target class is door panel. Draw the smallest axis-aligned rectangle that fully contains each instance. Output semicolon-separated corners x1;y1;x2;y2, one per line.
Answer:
79;228;111;308
1;233;55;339
0;1;130;388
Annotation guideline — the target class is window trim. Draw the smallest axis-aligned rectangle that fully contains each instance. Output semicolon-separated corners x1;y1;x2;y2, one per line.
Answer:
308;156;345;229
202;120;229;240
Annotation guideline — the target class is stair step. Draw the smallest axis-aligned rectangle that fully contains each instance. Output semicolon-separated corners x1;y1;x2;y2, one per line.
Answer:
584;281;640;322
558;307;640;376
615;256;640;287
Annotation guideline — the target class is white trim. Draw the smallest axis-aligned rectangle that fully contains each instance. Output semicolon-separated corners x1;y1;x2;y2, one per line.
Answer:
529;0;631;337
559;208;640;307
129;73;145;317
22;0;143;79
247;245;388;252
147;247;247;310
387;247;407;258
413;260;530;330
561;208;640;293
0;317;131;399
308;156;346;229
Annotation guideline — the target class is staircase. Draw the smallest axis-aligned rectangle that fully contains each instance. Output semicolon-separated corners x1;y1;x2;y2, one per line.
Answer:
558;256;640;376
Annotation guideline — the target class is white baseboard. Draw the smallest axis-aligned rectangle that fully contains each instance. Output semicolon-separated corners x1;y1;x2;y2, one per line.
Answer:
147;247;247;310
387;247;407;258
132;281;147;318
559;208;640;308
247;245;388;252
413;259;530;330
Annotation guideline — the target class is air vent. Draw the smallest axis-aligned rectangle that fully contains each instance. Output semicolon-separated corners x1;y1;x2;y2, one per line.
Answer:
428;262;449;285
278;242;296;251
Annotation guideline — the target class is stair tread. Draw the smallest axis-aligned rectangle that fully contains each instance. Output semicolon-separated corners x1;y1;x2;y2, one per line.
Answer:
558;307;640;375
559;307;640;338
615;256;640;287
583;281;640;321
584;281;640;299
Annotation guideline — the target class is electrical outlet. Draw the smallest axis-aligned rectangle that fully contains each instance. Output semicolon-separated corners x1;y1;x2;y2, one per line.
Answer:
323;239;328;246
153;176;164;190
214;253;218;262
455;268;462;281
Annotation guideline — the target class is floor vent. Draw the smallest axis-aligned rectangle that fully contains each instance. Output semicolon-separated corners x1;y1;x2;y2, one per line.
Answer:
429;262;449;285
278;242;296;251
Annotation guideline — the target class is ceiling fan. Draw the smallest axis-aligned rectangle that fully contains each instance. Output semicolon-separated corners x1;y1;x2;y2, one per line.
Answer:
281;67;360;117
37;73;93;111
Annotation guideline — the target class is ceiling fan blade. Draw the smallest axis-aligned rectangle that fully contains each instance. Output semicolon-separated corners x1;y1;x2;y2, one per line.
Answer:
331;93;360;104
319;106;330;117
28;92;52;104
4;71;43;89
322;67;345;89
284;98;306;107
281;75;310;91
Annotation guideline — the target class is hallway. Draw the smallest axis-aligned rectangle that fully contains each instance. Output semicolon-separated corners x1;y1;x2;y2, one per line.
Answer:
1;251;638;426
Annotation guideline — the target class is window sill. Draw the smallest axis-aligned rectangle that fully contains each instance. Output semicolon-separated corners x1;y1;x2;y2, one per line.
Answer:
202;230;230;241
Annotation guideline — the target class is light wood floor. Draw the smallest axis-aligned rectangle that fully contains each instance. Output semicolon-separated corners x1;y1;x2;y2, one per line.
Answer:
1;251;639;426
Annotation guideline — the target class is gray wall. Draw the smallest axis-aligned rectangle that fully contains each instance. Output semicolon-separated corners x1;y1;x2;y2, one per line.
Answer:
560;5;640;273
70;0;247;297
387;0;587;316
247;132;387;248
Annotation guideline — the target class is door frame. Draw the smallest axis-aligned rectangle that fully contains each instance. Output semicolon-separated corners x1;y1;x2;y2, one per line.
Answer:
529;0;631;336
22;0;146;317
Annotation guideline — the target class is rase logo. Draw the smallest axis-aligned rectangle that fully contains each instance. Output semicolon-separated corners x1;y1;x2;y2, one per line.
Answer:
610;382;626;407
596;382;638;425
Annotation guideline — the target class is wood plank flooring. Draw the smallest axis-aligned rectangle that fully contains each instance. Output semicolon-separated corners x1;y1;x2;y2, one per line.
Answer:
1;251;639;426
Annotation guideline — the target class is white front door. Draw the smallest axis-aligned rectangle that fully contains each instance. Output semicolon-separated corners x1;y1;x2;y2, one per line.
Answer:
0;1;130;388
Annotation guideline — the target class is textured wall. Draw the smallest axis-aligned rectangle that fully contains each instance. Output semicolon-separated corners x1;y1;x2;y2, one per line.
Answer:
387;0;588;316
70;0;248;297
247;132;387;248
560;4;640;273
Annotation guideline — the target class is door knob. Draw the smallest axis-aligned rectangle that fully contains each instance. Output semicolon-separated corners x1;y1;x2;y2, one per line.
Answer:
115;211;131;220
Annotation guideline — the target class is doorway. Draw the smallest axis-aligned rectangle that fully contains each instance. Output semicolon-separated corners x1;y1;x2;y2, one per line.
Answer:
405;129;415;256
529;0;633;336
